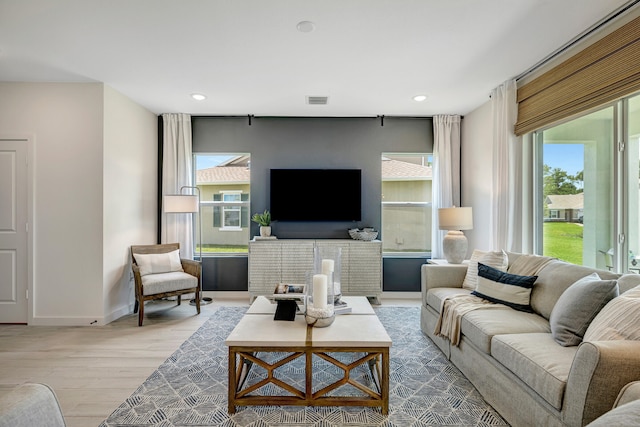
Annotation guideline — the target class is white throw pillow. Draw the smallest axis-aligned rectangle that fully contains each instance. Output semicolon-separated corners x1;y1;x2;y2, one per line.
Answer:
462;249;508;290
583;285;640;341
134;249;183;276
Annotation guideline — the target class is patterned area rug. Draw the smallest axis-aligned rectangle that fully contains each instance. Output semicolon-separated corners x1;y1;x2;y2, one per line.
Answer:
100;306;508;426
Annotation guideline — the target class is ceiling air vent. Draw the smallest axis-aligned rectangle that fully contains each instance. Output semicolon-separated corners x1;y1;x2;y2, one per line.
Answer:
306;96;328;105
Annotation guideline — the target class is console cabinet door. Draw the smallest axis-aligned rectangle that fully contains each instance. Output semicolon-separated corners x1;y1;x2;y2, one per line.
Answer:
346;241;382;295
248;242;281;296
280;240;314;285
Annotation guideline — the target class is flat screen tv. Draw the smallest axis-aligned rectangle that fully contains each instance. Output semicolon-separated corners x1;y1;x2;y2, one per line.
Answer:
270;169;361;221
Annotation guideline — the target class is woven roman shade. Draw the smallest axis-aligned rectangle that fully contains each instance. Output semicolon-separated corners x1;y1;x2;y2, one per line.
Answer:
515;15;640;136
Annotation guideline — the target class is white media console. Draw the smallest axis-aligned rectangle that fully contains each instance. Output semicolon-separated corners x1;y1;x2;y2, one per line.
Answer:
248;239;382;301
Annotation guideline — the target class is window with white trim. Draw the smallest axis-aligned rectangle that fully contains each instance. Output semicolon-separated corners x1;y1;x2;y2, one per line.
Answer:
381;153;433;255
194;154;250;254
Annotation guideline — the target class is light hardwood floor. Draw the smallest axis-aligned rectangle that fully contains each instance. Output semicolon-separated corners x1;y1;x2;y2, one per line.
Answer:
0;294;420;427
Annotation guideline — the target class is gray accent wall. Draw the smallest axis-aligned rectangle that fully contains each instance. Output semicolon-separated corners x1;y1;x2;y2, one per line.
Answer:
192;116;433;292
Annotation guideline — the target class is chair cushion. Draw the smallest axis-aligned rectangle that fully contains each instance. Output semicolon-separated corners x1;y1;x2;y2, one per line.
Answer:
134;249;183;276
141;271;197;295
491;333;577;410
549;272;619;347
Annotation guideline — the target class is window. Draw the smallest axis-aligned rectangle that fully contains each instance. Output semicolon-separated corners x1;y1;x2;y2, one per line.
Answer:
195;154;250;254
213;191;246;230
534;94;640;272
381;153;433;255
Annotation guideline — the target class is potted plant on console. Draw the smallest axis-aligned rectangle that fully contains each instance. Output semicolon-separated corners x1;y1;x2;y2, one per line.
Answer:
252;209;273;238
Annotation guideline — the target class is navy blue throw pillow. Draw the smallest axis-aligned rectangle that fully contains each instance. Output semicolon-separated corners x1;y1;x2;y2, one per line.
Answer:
471;263;538;312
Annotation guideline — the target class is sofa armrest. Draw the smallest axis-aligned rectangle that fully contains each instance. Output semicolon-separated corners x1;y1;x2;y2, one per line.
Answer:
0;383;66;427
563;340;640;426
421;264;467;305
421;264;467;291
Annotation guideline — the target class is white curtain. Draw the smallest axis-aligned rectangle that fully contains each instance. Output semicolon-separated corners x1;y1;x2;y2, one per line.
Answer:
432;115;461;258
161;113;195;259
490;79;522;252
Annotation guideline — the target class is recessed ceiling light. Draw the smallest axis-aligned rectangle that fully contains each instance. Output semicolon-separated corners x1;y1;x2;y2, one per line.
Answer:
296;21;315;33
413;95;427;102
191;93;206;101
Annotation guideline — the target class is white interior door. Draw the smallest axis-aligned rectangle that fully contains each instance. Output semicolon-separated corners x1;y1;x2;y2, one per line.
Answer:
0;139;28;323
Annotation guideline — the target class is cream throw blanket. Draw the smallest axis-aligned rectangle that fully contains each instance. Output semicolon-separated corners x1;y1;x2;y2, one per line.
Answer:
434;294;500;346
434;254;555;346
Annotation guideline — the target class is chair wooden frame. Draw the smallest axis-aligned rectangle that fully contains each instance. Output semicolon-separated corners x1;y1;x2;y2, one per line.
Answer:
131;243;201;326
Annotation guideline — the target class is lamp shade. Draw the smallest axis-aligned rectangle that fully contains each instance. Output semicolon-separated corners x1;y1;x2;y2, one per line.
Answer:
438;207;473;231
163;195;198;213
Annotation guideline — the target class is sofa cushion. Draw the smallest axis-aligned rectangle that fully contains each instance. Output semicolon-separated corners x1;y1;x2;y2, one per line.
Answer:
491;333;577;410
460;308;550;354
426;287;472;312
141;271;198;295
134;249;183;276
462;249;508;290
549;272;619;347
472;263;537;312
584;285;640;341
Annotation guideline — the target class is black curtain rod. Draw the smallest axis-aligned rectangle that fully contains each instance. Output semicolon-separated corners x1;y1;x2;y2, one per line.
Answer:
189;115;435;120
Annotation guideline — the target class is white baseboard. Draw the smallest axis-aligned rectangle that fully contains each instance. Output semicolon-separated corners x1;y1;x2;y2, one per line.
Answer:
30;316;105;326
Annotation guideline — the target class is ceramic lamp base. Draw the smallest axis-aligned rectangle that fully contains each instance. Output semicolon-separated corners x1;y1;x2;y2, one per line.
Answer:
443;230;468;264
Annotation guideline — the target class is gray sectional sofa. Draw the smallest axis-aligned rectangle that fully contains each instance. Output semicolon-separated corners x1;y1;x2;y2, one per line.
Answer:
420;252;640;427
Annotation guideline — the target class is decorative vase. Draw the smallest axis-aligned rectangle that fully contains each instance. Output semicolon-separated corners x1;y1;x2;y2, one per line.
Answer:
442;230;468;264
305;271;335;327
313;246;342;303
260;225;271;237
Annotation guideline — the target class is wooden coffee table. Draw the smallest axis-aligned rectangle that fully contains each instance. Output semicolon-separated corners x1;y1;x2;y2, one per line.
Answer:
225;296;392;414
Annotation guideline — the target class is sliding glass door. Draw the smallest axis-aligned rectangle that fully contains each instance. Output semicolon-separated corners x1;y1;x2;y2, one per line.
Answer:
626;94;640;272
535;92;640;273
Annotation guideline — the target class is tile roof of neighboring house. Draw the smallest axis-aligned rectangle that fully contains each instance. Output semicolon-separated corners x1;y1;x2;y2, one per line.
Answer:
197;166;250;184
381;159;432;180
546;193;584;209
196;159;432;184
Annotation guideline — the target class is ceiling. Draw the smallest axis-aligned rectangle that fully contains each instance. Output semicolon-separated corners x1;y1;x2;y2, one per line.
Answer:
0;0;636;117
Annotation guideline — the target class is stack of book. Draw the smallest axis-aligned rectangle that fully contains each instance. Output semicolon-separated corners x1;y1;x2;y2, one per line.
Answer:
334;300;352;315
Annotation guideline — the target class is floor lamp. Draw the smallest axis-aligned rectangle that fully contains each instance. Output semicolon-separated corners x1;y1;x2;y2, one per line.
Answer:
163;186;211;305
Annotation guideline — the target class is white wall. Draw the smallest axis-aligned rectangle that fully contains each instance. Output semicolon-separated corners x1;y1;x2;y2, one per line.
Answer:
0;82;157;325
103;86;157;323
461;100;494;253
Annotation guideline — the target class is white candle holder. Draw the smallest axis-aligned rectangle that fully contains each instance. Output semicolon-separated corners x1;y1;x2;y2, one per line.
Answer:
314;246;342;304
305;271;335;327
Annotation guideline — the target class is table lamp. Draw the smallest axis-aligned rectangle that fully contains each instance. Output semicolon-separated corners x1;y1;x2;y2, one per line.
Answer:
438;206;473;264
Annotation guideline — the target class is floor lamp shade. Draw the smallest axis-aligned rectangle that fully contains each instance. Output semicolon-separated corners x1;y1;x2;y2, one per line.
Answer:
163;195;198;213
438;207;473;264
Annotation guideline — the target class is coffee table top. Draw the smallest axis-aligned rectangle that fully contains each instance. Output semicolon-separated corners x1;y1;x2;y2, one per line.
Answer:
225;297;391;348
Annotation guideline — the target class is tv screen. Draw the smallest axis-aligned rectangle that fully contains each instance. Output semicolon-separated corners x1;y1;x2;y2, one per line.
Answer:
270;169;362;222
